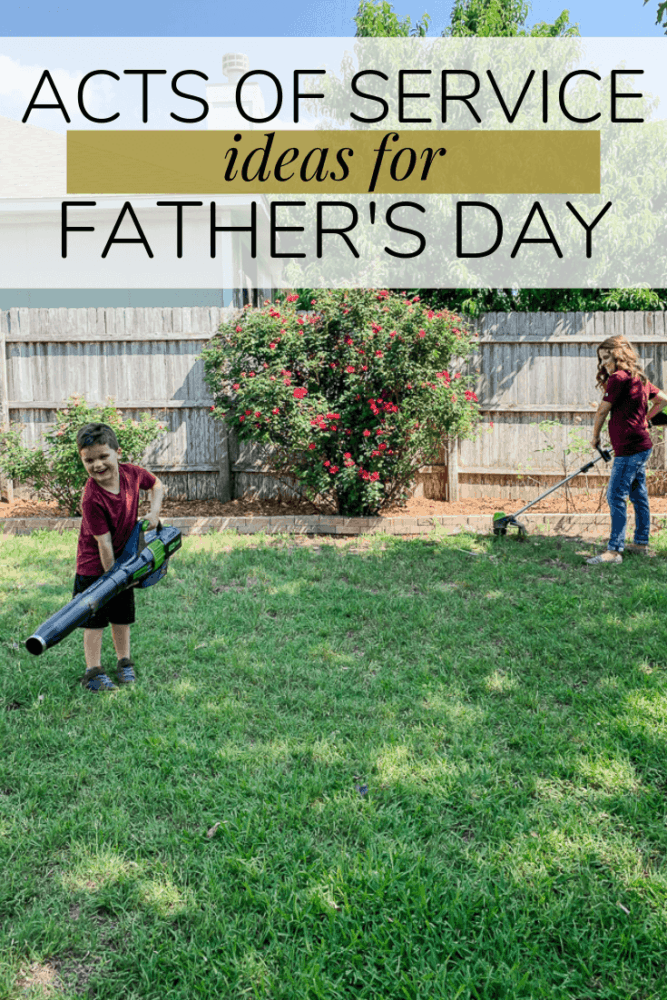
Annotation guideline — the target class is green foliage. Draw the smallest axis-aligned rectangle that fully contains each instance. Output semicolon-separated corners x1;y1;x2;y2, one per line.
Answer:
0;395;166;515
353;0;579;37
517;420;598;509
407;287;667;317
533;420;593;470
645;0;667;32
354;0;430;36
598;287;667;311
444;0;579;36
202;289;480;516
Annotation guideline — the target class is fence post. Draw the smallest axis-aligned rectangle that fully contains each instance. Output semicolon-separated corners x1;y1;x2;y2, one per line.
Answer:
217;420;232;503
0;319;13;503
446;436;459;501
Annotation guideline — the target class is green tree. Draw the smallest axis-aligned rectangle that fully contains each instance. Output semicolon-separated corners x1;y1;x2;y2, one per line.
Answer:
444;0;579;36
354;0;430;36
644;0;667;32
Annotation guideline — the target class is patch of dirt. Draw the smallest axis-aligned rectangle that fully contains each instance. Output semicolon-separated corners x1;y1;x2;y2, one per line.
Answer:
4;492;667;519
16;961;61;996
16;909;117;996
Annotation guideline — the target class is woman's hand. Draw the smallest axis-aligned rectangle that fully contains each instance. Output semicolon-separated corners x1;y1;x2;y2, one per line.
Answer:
591;435;601;451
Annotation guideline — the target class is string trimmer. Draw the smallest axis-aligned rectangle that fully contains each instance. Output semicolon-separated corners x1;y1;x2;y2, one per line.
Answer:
492;446;613;538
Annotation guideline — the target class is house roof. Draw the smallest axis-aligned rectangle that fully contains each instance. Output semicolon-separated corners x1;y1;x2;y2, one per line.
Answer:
0;115;269;210
0;115;66;198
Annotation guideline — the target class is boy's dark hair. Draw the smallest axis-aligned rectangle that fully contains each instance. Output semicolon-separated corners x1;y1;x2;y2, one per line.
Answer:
76;423;119;452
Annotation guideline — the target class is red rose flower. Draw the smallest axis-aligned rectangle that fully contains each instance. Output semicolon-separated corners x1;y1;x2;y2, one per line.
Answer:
362;429;371;437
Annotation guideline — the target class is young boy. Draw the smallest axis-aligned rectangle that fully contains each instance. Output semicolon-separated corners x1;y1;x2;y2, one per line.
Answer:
74;422;164;691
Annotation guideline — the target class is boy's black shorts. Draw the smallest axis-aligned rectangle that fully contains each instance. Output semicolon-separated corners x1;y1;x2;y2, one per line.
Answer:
72;574;136;629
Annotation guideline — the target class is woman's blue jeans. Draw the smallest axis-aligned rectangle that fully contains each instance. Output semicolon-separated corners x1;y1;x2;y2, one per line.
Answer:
606;448;652;552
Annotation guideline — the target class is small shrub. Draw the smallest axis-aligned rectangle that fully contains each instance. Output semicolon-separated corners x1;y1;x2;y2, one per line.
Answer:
202;289;481;516
0;395;166;515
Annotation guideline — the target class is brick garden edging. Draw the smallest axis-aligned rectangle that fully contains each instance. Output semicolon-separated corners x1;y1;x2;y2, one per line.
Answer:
0;512;656;537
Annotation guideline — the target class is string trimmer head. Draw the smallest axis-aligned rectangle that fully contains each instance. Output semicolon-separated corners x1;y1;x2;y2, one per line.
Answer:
493;512;527;538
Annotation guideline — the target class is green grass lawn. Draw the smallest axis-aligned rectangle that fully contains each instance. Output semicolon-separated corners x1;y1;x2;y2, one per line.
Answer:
2;527;667;1000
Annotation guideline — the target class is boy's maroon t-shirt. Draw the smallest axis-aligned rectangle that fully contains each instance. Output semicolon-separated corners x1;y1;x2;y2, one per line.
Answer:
77;463;156;575
602;370;658;457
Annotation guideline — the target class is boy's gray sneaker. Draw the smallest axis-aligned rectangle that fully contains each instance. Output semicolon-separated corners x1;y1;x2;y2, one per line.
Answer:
116;658;136;684
81;667;116;691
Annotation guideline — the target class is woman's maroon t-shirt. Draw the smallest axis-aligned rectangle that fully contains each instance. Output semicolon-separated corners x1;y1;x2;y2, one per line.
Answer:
76;463;156;575
602;370;658;457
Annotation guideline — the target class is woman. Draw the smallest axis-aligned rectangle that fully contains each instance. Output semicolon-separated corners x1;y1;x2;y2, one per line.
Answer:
588;335;667;564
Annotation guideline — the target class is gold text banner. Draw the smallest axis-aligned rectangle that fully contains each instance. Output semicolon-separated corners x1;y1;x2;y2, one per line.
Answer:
67;130;600;195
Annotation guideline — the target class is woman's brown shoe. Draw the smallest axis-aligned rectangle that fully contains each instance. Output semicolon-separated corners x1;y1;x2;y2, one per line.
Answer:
624;544;657;557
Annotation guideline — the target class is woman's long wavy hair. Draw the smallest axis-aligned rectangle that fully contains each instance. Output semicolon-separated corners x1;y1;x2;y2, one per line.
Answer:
596;335;648;393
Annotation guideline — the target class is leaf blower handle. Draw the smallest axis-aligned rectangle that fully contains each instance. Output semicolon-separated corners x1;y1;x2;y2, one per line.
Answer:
597;446;612;463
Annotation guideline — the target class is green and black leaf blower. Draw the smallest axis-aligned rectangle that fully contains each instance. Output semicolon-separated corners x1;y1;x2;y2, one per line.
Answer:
25;520;182;655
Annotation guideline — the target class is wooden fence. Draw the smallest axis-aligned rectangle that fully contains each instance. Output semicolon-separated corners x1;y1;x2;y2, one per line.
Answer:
1;307;666;503
457;311;667;499
0;307;231;502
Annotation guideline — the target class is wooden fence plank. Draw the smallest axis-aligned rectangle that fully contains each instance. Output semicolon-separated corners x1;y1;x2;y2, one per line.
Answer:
0;324;12;501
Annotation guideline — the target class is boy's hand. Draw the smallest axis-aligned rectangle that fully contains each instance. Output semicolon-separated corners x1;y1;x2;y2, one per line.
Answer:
145;514;160;530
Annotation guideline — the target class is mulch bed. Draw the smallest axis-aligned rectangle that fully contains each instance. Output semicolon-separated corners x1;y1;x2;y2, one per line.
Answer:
3;493;667;519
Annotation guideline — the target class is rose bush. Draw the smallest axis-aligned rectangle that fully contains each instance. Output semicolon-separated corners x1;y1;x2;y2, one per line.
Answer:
0;395;166;515
202;289;480;516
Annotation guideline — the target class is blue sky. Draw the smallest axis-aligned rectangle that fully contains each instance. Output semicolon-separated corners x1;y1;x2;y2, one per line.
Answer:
2;0;665;37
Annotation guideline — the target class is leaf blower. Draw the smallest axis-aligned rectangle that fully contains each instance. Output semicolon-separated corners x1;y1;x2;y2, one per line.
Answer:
492;446;613;538
25;520;182;655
